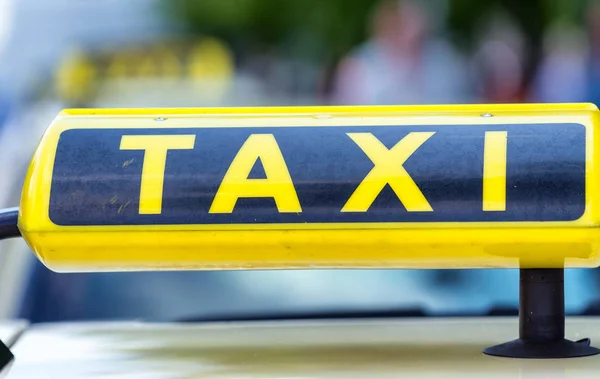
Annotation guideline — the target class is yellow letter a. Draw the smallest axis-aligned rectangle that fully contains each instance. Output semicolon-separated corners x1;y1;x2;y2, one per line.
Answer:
209;134;301;213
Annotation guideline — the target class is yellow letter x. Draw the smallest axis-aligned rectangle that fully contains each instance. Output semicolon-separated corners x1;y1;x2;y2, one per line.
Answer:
342;132;435;212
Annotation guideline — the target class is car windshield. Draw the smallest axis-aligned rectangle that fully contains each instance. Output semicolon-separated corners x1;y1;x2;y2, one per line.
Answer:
2;0;600;323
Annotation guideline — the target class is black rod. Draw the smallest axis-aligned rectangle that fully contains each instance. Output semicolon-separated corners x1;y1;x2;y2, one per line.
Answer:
484;268;600;358
0;208;19;240
520;268;564;342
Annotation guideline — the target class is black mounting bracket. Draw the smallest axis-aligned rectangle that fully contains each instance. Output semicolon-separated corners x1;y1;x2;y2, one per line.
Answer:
484;268;600;358
0;207;17;369
0;338;12;372
0;208;20;240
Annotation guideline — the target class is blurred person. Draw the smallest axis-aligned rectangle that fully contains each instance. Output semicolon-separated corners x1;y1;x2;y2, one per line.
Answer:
531;23;588;103
471;10;527;103
331;0;472;105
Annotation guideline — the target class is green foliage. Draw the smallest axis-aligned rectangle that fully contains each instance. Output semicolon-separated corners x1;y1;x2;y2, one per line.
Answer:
164;0;593;61
165;0;379;60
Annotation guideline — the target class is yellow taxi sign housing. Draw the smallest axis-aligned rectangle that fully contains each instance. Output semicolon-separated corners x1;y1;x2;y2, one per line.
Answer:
17;104;600;272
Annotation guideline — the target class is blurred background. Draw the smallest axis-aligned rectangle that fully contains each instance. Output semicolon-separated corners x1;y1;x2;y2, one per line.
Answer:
1;0;600;323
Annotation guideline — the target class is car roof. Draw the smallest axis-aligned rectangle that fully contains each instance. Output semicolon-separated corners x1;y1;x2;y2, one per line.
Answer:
5;317;600;378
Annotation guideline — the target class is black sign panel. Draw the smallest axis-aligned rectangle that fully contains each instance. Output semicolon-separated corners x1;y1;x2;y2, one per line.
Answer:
49;124;586;225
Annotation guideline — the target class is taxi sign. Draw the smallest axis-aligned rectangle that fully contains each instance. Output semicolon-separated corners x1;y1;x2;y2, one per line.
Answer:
17;104;600;272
